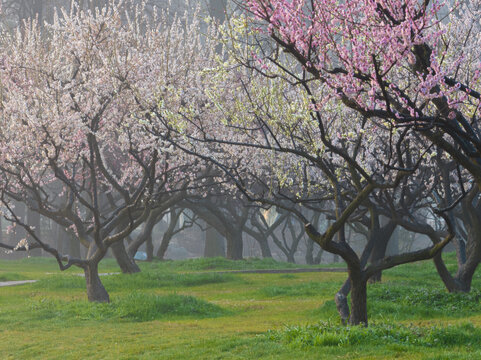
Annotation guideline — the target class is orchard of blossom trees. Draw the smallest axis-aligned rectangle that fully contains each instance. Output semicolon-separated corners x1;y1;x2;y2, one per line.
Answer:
0;0;481;326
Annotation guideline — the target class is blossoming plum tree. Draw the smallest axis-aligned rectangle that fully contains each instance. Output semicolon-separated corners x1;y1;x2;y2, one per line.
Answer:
239;0;481;293
0;1;215;301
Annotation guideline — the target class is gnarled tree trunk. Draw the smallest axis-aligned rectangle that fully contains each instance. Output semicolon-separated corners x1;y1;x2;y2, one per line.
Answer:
111;240;140;274
257;236;272;258
226;231;243;260
368;220;396;283
349;270;368;326
84;262;110;303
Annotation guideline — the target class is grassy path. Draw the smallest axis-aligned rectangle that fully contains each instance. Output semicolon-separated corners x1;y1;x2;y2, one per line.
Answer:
0;279;37;287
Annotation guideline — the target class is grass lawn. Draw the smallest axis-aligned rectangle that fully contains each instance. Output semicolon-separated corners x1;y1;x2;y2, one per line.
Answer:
1;254;481;359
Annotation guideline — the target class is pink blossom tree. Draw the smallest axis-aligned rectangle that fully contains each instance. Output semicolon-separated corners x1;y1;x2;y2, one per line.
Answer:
236;0;481;293
0;1;216;302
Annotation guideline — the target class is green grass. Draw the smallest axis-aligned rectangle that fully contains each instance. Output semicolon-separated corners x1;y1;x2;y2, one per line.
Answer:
1;252;481;359
260;281;340;297
0;272;28;281
146;256;327;271
27;293;228;322
33;271;236;291
266;321;481;348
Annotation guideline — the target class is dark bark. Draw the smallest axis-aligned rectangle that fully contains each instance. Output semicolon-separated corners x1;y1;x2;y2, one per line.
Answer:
349;271;368;326
111;240;140;274
368;221;396;283
257;236;272;258
433;253;462;292
306;238;315;264
84;262;109;303
335;279;351;325
432;200;481;293
156;232;170;260
203;226;225;258
146;234;153;262
156;208;185;260
127;210;161;258
313;248;323;264
225;231;243;260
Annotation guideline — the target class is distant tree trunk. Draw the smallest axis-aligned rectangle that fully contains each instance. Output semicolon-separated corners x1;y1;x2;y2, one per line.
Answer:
314;248;323;264
111;240;140;274
204;226;225;258
11;201;26;244
156;224;176;260
52;222;63;254
386;228;399;256
286;252;296;263
306;239;315;264
68;234;81;258
127;210;161;258
146;235;153;262
27;208;42;256
257;236;272;258
84;261;109;303
225;231;243;260
156;208;182;260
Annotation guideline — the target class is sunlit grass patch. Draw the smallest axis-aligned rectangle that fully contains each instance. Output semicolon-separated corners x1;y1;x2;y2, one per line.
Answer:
367;284;481;320
28;293;229;322
0;272;28;281
260;281;339;297
266;321;481;349
148;257;317;271
33;271;236;291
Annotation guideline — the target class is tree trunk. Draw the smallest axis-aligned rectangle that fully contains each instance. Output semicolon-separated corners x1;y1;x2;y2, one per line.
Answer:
433;204;481;293
349;271;368;326
12;201;27;244
257;236;272;258
368;222;396;283
433;253;464;292
84;262;110;303
146;234;153;262
306;238;315;264
335;278;351;325
453;233;467;267
204;226;225;257
156;209;182;260
286;252;296;263
454;210;481;292
225;232;243;260
111;240;140;274
386;227;399;256
313;248;323;264
53;222;64;254
156;232;170;260
127;210;160;258
27;208;42;256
